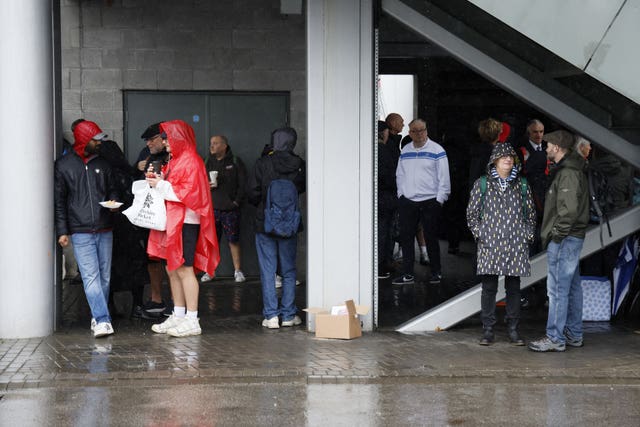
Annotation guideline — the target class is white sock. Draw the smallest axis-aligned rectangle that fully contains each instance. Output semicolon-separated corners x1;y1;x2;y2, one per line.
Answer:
173;306;186;318
420;246;428;257
186;310;198;319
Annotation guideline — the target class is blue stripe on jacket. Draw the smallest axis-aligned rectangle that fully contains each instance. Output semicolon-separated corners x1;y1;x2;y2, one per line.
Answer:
399;151;447;160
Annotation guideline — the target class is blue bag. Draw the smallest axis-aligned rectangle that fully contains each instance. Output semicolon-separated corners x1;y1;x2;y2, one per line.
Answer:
264;179;300;238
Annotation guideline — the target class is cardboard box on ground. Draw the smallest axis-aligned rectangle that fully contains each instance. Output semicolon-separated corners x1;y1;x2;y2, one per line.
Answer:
304;300;370;339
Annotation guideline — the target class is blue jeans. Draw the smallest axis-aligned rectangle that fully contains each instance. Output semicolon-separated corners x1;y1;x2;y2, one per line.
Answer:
545;236;584;343
255;232;298;320
71;231;113;324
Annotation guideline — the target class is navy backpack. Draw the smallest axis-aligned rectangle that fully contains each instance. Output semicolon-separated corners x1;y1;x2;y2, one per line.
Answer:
264;178;301;238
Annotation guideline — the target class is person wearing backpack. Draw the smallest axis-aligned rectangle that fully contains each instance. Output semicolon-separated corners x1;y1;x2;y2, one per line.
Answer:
466;142;536;346
247;127;306;329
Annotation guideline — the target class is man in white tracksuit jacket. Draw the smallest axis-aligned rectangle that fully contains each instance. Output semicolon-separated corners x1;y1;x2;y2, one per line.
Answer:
393;118;451;285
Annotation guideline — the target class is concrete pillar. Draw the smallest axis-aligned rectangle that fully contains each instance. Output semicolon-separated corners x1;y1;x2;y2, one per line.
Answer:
307;0;375;330
0;1;54;337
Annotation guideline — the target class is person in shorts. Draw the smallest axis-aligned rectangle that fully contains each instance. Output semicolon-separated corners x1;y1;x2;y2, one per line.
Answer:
201;135;247;283
146;120;220;337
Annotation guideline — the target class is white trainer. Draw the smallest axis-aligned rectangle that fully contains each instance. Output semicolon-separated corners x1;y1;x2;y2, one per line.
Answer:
262;316;280;329
275;275;299;288
151;314;184;334
93;322;114;338
166;317;201;337
200;273;212;282
234;270;246;283
281;315;302;327
90;318;97;332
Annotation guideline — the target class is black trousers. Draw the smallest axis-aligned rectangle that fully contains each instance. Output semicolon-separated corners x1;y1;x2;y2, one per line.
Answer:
398;197;442;275
480;275;521;328
378;204;394;267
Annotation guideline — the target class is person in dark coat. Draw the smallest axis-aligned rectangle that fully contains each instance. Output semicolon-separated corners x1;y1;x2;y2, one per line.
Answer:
202;135;248;283
55;120;120;337
466;142;536;346
377;121;397;278
131;123;172;319
468;118;502;188
247;127;306;329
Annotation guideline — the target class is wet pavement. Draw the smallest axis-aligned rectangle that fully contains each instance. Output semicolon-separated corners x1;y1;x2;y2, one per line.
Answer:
2;275;640;425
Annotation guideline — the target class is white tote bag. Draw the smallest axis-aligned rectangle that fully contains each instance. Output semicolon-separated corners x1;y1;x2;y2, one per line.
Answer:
122;180;167;231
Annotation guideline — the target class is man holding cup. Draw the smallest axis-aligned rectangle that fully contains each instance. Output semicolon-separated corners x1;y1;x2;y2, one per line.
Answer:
202;135;248;283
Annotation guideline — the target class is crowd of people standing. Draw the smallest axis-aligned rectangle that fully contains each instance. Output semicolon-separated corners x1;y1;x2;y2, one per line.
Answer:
55;119;305;337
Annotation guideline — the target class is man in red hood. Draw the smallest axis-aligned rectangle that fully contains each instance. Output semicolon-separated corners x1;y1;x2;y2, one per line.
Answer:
146;120;220;337
55;120;119;338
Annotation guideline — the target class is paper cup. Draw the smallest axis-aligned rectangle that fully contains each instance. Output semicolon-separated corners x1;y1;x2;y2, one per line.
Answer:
209;170;218;185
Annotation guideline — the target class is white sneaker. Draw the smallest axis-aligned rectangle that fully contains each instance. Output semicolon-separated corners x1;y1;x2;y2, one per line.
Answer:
90;318;97;332
234;270;246;283
262;316;279;329
151;314;184;334
275;275;300;288
200;273;212;282
93;322;114;338
281;315;302;327
166;317;201;337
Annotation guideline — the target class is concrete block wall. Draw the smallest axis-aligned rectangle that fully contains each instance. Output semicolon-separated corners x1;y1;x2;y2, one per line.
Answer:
60;0;306;150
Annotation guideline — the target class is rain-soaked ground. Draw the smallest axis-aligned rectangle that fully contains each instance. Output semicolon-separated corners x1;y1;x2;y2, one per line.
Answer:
2;241;640;425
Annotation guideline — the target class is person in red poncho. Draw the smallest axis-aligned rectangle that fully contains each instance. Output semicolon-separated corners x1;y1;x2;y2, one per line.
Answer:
146;120;220;337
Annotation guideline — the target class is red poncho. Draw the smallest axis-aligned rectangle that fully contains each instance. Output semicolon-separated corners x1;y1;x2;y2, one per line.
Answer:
147;120;220;274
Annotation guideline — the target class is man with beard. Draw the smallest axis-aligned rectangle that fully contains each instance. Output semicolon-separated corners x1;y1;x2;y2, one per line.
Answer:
55;120;120;337
131;123;172;319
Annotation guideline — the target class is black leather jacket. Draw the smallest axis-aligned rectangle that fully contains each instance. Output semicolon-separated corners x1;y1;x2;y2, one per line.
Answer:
54;152;119;236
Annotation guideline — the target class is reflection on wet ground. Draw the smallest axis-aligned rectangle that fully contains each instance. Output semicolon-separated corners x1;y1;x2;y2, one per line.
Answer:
3;241;639;424
2;382;640;426
3;260;640;425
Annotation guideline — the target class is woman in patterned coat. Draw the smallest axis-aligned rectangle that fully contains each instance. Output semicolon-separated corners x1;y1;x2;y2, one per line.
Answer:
466;142;536;346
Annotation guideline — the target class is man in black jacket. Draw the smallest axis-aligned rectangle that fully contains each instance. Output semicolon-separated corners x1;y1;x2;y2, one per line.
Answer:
377;121;397;278
202;135;247;283
131;123;172;319
248;127;306;329
55;120;119;337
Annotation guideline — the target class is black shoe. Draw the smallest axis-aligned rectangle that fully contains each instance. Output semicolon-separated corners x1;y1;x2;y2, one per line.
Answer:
392;274;415;285
429;273;442;284
479;329;494;346
378;270;392;279
131;305;144;319
419;255;430;266
508;329;525;346
142;300;166;319
520;297;531;310
162;301;174;317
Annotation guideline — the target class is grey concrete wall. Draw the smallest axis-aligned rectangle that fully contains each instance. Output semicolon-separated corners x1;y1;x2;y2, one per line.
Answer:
60;0;306;150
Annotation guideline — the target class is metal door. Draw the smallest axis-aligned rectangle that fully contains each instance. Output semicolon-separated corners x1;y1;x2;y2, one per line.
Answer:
123;91;289;277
